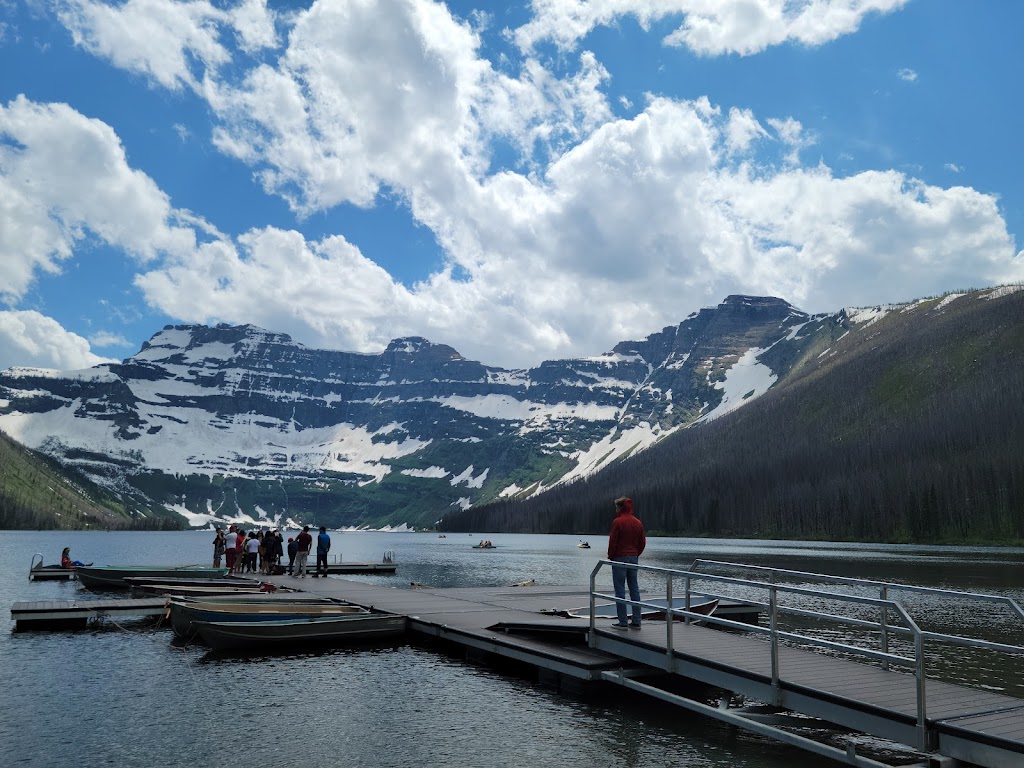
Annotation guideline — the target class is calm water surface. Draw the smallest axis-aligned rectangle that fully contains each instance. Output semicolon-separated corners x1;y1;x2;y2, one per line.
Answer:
2;530;1022;767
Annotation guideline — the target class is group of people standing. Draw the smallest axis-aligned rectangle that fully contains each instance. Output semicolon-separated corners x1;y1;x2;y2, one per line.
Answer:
212;524;332;577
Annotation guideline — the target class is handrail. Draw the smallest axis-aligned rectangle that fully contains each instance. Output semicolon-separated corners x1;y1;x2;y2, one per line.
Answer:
30;552;43;580
588;559;1024;749
690;559;1024;622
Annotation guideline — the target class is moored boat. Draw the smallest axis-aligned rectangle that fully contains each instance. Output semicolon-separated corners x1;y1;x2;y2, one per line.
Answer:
168;599;369;639
193;613;407;650
75;565;229;590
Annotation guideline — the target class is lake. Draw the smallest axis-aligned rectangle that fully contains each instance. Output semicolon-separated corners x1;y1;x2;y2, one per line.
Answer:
2;530;1023;767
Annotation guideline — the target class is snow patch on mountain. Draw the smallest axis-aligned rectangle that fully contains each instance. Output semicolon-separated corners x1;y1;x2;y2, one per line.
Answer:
401;466;450;479
695;348;777;424
433;394;619;422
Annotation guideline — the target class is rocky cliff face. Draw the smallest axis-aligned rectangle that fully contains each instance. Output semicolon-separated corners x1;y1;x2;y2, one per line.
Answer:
0;295;837;528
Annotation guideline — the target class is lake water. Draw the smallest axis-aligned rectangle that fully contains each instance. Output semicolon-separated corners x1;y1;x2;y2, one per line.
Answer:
2;530;1023;767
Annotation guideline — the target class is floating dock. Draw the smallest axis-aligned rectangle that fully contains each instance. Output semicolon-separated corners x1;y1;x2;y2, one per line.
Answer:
10;561;1024;768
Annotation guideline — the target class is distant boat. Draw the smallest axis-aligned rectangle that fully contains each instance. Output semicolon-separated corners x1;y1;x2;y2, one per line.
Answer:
577;542;591;549
75;565;229;590
168;599;368;639
472;543;496;549
437;534;446;538
193;613;407;650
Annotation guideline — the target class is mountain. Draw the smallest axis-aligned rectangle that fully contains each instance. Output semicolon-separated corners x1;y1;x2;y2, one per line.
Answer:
0;295;838;530
442;286;1024;544
0;428;164;530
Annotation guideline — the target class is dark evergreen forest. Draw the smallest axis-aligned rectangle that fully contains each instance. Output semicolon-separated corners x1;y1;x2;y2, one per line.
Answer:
440;290;1024;543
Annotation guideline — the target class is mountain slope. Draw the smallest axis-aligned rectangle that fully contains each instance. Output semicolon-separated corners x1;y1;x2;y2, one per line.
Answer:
0;428;166;529
440;287;1024;543
0;296;829;529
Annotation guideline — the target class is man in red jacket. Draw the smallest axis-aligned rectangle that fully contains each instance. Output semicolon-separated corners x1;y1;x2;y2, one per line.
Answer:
608;496;646;627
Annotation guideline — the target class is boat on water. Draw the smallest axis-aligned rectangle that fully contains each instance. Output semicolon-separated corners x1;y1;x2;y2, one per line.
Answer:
168;599;369;639
577;542;591;549
74;565;229;590
472;542;496;549
131;582;273;598
193;612;407;651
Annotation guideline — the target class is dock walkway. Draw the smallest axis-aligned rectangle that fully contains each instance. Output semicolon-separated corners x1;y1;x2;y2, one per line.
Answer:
253;574;1024;768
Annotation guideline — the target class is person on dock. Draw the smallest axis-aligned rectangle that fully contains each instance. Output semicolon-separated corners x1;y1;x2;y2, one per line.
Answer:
213;528;226;568
287;537;297;575
232;529;246;573
608;496;645;628
316;526;331;577
60;547;90;568
245;531;260;573
294;526;313;577
224;526;238;572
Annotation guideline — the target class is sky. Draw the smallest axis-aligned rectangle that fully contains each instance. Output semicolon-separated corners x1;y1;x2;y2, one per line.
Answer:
1;0;1022;372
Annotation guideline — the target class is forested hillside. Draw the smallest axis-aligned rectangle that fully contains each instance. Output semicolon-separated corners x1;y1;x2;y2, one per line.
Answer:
0;429;179;530
440;289;1024;544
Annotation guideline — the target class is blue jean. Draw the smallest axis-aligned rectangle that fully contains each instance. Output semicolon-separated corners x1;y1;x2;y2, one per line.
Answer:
611;555;641;625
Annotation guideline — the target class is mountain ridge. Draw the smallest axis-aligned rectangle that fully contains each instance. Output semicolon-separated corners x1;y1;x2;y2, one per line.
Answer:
1;288;1017;533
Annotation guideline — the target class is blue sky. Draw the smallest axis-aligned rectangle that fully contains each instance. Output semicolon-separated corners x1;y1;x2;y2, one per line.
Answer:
1;0;1022;371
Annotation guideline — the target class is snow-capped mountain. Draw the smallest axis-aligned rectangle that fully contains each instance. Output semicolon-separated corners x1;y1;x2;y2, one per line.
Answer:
0;295;842;528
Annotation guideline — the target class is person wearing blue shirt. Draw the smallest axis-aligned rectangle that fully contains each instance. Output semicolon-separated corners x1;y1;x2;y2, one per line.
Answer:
316;526;331;577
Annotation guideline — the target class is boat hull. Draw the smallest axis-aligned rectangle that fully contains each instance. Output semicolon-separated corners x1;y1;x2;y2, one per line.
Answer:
168;600;366;639
194;614;407;650
75;566;229;590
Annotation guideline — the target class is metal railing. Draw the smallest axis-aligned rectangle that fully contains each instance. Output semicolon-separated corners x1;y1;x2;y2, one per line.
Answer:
588;559;1024;750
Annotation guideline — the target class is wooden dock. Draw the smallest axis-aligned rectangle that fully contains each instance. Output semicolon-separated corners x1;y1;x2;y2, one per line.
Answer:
11;597;168;628
10;570;1023;767
246;575;1024;768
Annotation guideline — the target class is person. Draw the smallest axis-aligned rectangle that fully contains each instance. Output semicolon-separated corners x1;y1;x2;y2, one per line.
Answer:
271;530;284;574
224;526;238;572
60;547;90;568
245;532;260;573
608;496;646;628
294;526;313;577
286;537;297;575
212;528;226;568
233;529;246;573
316;526;331;577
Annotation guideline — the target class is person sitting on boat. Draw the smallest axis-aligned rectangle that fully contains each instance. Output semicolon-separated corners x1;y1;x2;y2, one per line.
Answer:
60;547;90;568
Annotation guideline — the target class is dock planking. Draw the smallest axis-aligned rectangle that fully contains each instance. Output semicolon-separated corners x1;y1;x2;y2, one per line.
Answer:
11;573;1021;766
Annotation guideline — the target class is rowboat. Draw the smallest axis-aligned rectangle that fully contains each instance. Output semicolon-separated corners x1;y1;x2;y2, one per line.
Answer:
168;599;368;639
132;583;272;598
193;613;407;650
74;565;229;590
472;544;496;549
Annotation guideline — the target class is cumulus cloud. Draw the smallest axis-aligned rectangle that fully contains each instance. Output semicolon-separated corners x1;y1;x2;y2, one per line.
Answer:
26;0;1024;370
0;95;205;304
0;311;116;370
514;0;911;57
898;67;918;82
58;0;233;91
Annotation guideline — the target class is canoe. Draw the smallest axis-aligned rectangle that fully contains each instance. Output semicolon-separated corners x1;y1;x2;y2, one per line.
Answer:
472;545;496;549
193;613;407;651
168;599;368;639
75;565;229;590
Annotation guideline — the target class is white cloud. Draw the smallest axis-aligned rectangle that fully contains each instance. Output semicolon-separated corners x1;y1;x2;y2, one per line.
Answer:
21;0;1024;371
898;67;918;82
0;311;115;370
58;0;232;91
89;330;133;348
945;162;961;173
0;95;205;304
514;0;911;57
